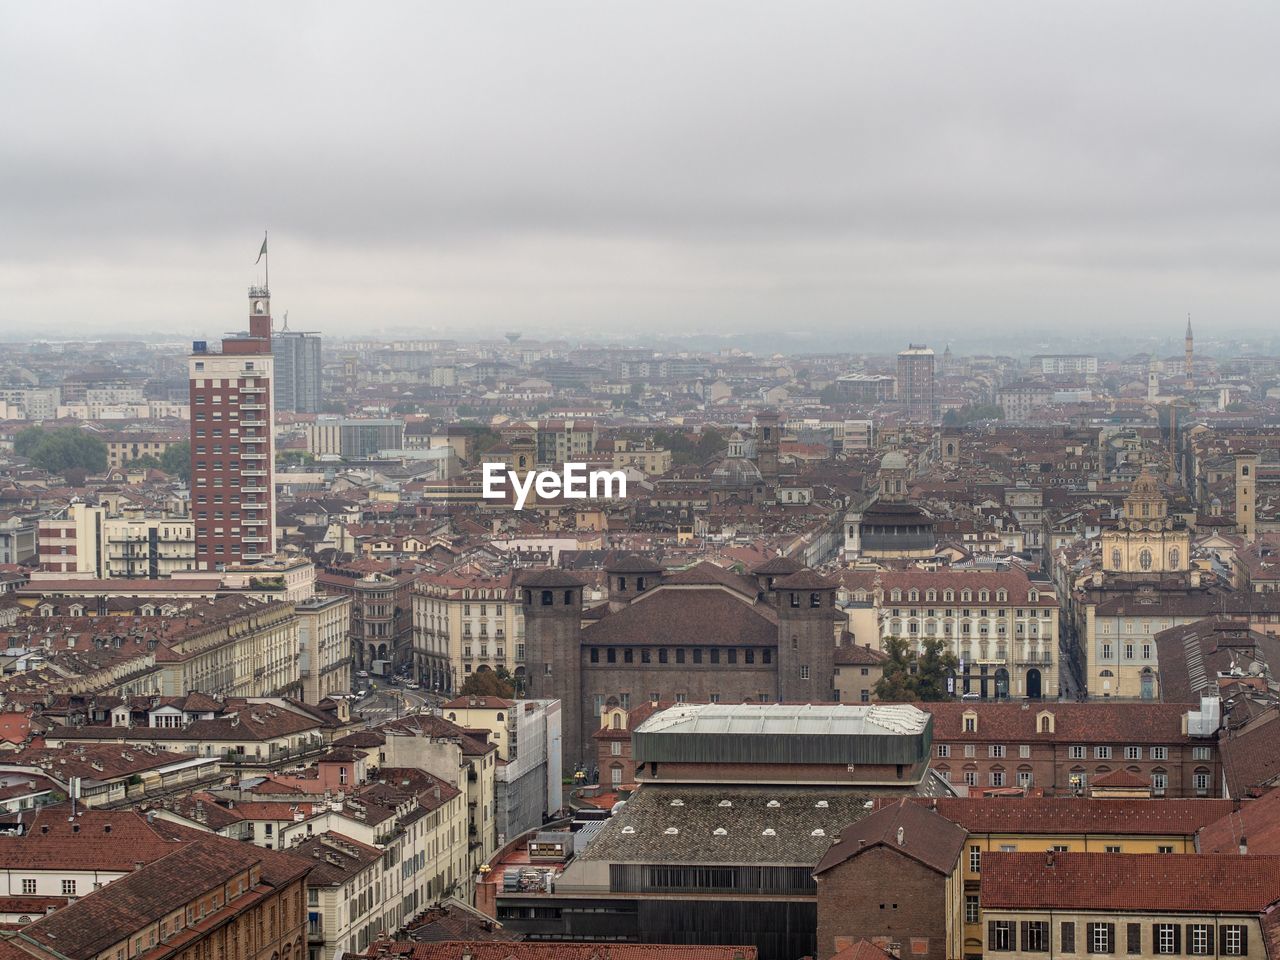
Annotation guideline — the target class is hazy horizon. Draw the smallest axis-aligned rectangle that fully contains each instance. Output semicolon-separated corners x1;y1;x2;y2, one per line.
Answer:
3;2;1279;341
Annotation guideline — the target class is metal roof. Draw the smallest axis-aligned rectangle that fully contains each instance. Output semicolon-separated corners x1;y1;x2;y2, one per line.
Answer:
635;703;929;738
633;703;932;767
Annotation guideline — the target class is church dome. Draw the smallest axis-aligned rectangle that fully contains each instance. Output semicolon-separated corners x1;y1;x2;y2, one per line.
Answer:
710;457;763;487
880;451;909;471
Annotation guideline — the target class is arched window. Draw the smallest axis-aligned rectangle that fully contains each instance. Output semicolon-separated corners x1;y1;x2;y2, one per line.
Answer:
1111;548;1122;568
1139;549;1153;571
1169;548;1180;569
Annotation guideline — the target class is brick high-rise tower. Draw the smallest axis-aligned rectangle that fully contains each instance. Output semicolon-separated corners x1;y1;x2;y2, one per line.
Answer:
188;285;276;569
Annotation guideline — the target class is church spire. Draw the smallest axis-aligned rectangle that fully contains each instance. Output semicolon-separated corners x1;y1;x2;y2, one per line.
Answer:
1184;313;1194;388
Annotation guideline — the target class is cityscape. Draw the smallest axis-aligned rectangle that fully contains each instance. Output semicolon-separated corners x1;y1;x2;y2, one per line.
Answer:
4;4;1280;960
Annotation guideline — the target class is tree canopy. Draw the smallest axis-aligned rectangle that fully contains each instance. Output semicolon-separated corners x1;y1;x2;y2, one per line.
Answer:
873;636;958;702
14;427;107;475
458;669;516;699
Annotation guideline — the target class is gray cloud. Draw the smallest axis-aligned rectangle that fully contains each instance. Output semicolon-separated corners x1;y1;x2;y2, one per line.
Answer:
1;1;1278;342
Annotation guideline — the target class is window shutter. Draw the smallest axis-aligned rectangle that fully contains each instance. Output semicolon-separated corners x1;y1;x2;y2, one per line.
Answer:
1241;927;1248;956
989;921;998;950
1173;926;1181;955
1220;927;1228;956
1022;922;1030;952
1108;923;1117;954
1062;922;1075;953
1128;923;1141;954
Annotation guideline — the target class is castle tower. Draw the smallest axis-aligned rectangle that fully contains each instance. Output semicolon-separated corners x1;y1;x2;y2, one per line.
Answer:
773;569;838;704
519;569;587;769
604;554;663;612
756;410;781;480
1236;451;1259;543
1185;315;1194;389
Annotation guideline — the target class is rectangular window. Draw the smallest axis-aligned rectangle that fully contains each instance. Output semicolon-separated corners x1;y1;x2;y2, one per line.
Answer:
989;744;1005;758
937;744;950;758
1189;925;1210;956
1222;925;1246;956
1127;924;1142;955
800;665;810;680
964;771;978;786
1017;771;1033;788
693;649;702;664
1025;922;1049;953
675;648;686;664
62;879;76;896
1157;845;1174;854
1125;746;1141;760
965;895;980;924
989;921;1014;952
1152;774;1168;795
1155;924;1179;955
1062;922;1076;954
1089;922;1114;954
1194;772;1211;793
1069;745;1085;759
1151;746;1167;760
1193;746;1211;760
990;771;1005;787
1019;744;1031;758
1105;845;1122;853
710;649;720;664
964;744;976;758
21;879;35;895
1095;746;1112;759
969;845;981;873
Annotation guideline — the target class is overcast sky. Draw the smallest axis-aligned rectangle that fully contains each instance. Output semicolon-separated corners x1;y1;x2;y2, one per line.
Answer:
2;2;1278;346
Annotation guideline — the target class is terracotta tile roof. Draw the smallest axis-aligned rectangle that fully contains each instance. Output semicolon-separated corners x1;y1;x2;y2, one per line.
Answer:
926;797;1230;836
361;941;758;960
582;588;777;648
1199;785;1280;854
920;701;1201;745
984;851;1280;913
835;643;888;666
814;798;967;877
1091;768;1152;788
21;834;311;960
0;806;186;872
832;941;899;960
1221;709;1280;798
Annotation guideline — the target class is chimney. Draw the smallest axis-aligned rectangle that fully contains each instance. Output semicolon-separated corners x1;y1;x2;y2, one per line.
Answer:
1240;835;1249;856
1046;851;1055;868
896;826;905;846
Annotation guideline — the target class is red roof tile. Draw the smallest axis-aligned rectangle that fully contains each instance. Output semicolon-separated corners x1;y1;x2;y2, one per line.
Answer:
981;852;1280;912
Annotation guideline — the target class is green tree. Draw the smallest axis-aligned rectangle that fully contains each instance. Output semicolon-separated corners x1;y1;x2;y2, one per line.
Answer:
17;427;107;474
277;449;315;468
160;441;191;483
127;454;162;471
873;636;956;702
458;669;515;699
914;637;959;701
873;637;920;702
14;427;43;458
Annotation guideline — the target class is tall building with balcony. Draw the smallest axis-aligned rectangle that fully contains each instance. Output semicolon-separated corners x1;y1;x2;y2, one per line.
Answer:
38;500;196;578
188;286;276;569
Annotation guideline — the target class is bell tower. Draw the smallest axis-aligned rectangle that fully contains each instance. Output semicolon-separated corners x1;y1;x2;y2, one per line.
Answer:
249;285;271;342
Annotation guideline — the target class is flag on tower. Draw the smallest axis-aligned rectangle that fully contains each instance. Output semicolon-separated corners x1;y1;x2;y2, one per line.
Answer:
255;234;267;264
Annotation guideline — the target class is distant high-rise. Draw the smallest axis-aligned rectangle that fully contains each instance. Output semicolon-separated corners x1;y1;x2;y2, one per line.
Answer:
188;286;276;569
272;328;322;413
897;344;937;422
1184;316;1194;389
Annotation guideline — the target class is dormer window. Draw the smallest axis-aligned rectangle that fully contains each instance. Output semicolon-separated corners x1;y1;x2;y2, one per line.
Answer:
908;589;919;602
963;711;978;733
891;589;902;602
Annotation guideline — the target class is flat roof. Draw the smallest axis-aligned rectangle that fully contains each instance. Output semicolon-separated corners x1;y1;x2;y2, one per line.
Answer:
635;703;930;738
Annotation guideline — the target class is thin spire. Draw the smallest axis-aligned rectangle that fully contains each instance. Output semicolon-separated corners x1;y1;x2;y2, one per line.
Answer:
1186;313;1193;339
